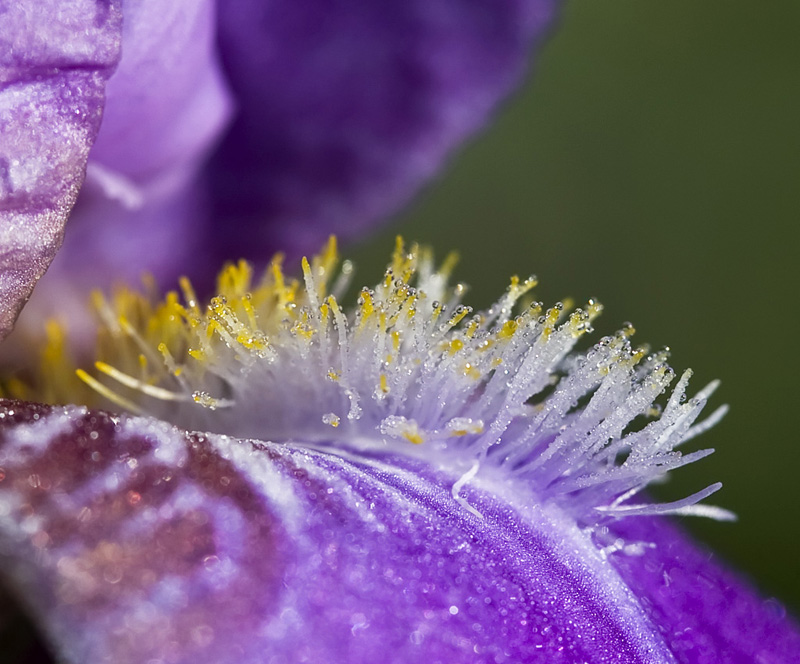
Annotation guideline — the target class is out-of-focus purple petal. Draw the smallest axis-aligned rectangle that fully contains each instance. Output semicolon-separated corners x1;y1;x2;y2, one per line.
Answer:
607;517;800;663
38;0;233;300
0;399;686;663
86;0;233;201
205;0;559;263
0;1;121;338
7;0;559;304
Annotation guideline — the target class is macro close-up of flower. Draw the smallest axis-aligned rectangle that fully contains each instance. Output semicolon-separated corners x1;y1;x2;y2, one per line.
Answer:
2;1;800;663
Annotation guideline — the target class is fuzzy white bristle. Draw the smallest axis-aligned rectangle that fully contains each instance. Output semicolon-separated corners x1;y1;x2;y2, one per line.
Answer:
24;237;729;526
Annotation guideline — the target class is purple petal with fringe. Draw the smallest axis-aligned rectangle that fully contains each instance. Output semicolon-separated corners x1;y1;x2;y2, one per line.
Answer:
0;399;798;663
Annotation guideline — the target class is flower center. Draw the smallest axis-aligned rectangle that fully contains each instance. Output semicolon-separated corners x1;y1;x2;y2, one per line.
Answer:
2;237;732;525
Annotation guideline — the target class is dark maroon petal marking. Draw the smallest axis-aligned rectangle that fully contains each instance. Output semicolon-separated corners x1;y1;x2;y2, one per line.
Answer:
0;1;122;337
0;400;287;663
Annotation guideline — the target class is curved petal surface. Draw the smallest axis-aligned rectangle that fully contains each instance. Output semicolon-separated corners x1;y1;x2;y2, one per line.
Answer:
0;398;678;663
0;0;121;338
40;0;234;302
87;0;232;195
204;0;559;264
608;517;800;663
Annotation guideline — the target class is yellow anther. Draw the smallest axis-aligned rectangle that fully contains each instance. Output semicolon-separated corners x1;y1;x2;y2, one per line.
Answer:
404;294;418;319
586;298;603;320
448;338;464;355
292;321;314;340
301;256;314;289
404;430;424;445
449;425;484;437
3;377;30;401
179;276;200;315
327;295;343;319
358;288;375;326
94;361;191;402
323;413;341;428
567;310;592;338
271;254;286;288
391;236;406;276
431;301;445;326
546;306;561;325
311;236;339;295
448;306;470;327
498;319;518;339
191;391;233;410
462;362;481;380
439;251;460;278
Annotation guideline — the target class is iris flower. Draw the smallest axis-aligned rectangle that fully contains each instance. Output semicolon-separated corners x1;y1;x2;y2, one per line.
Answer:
1;2;799;664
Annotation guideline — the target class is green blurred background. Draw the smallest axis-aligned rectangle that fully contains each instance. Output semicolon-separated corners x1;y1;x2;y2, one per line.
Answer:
351;1;800;612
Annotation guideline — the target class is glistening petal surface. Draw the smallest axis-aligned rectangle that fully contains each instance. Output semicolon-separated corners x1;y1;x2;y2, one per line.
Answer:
0;399;675;663
0;0;121;338
608;517;800;663
205;0;559;264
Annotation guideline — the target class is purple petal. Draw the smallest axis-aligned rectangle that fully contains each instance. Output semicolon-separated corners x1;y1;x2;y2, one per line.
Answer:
0;0;121;338
5;0;559;311
0;399;671;662
2;400;797;663
204;0;559;264
34;0;233;302
608;517;800;663
87;0;232;195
